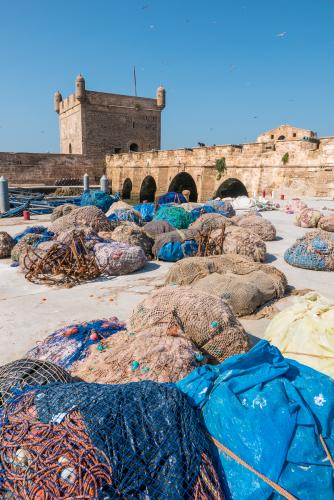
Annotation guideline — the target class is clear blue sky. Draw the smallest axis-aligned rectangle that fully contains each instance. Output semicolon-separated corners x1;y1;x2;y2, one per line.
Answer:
0;0;333;152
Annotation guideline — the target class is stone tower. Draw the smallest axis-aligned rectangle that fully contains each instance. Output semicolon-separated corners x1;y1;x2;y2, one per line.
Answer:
54;75;166;156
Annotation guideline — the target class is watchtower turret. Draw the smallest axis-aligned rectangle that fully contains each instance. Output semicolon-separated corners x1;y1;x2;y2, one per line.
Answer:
75;74;86;101
156;85;166;109
54;90;62;113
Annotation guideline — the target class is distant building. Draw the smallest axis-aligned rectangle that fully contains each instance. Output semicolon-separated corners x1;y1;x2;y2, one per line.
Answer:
54;75;165;155
257;124;317;143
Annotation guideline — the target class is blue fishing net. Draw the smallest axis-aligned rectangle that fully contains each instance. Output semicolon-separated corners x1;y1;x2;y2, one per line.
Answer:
158;192;187;205
284;232;334;271
191;205;217;220
206;200;235;217
80;190;115;213
0;381;224;498
133;203;155;222
157;240;198;261
27;318;126;370
13;226;53;243
154;206;194;229
107;209;142;225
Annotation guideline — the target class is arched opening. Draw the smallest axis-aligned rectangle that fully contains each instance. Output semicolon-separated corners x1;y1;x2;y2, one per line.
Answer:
215;178;248;198
140;175;157;202
69;143;72;154
168;172;198;202
122;178;132;199
277;135;286;141
129;143;139;152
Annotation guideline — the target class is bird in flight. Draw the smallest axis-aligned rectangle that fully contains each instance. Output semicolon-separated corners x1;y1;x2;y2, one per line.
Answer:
277;32;287;38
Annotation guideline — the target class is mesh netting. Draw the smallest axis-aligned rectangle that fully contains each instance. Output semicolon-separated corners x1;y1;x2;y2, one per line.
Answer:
72;325;211;383
153;206;194;229
222;226;266;262
111;225;154;256
13;226;50;243
80;190;114;213
285;198;307;213
294;208;323;228
130;286;249;361
142;219;176;237
50;203;78;222
27;317;126;370
157;191;187;205
318;215;334;232
94;241;147;275
0;359;73;405
233;215;277;241
0;232;15;258
284;230;334;271
189;212;230;231
49;206;112;234
0;382;225;498
11;234;42;262
152;229;200;261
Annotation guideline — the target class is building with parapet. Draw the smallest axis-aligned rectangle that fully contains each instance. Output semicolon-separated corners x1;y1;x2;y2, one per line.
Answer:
54;75;166;156
257;124;317;143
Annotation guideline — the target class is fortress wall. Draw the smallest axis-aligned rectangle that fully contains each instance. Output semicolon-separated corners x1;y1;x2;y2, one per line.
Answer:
0;153;105;186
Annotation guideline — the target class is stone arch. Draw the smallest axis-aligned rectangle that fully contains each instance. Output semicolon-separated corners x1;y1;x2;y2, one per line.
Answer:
122;178;132;199
140;175;157;202
215;178;248;198
168;172;198;202
129;143;139;152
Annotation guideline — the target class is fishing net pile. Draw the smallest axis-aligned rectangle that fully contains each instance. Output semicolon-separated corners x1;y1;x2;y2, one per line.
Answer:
130;286;249;361
142;219;176;237
265;292;334;378
0;232;15;258
49;206;112;234
94;241;147;275
11;233;43;262
318;214;334;232
294;207;323;228
153;229;199;261
19;235;102;286
157;191;187;205
189;213;231;231
165;254;287;316
133;202;155;221
190;204;217;220
72;326;209;384
13;225;53;243
0;382;225;498
206;199;236;217
222;226;267;262
180;202;203;212
111;225;154;256
153;205;194;229
27;318;126;370
285;198;307;213
231;196;255;210
106;200;143;225
232;214;276;241
178;340;334;500
284;230;334;271
0;359;73;406
80;190;114;213
50;203;77;222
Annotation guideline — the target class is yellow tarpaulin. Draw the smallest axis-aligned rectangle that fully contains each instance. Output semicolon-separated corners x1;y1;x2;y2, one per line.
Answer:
265;292;334;379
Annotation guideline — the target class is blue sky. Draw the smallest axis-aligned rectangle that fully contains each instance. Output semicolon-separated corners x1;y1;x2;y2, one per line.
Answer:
0;0;333;152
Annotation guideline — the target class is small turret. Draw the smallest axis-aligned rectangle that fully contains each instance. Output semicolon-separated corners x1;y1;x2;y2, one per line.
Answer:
75;74;86;101
156;85;166;109
54;90;62;113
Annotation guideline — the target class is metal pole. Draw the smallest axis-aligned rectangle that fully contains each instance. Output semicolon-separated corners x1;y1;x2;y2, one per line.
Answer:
83;173;90;192
100;175;110;194
0;176;10;213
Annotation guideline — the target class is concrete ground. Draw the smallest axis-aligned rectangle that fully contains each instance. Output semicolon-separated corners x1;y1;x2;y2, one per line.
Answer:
0;198;333;365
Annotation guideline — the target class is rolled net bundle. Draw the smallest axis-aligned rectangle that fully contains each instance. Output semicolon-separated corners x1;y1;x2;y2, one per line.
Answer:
206;199;235;217
180;202;203;212
142;219;176;237
49;206;112;234
190;205;217;220
152;229;199;261
72;325;210;383
222;226;267;262
0;382;225;498
189;212;232;232
130;286;249;361
133;202;155;222
94;241;147;275
80;190;114;213
13;226;51;243
285;198;307;213
233;214;277;241
157;191;187;205
284;230;334;271
0;232;15;258
27;317;126;370
153;205;194;229
11;234;44;262
318;215;334;232
111;225;154;256
50;203;77;222
294;208;323;228
165;255;219;285
0;358;73;406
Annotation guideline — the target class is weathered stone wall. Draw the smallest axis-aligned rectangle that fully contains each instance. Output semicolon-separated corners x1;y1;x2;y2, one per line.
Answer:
0;153;105;186
106;137;334;201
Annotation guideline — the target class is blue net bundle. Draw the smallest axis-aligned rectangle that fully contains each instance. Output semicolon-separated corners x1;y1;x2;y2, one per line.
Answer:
157;191;187;206
191;205;217;221
133;202;155;222
284;230;334;271
206;200;235;217
107;209;142;225
26;318;126;370
0;382;225;499
153;229;200;262
154;206;194;229
80;190;115;213
13;226;54;244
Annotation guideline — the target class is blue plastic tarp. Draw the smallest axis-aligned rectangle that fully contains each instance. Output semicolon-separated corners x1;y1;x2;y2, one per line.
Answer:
133;203;155;222
177;340;334;499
